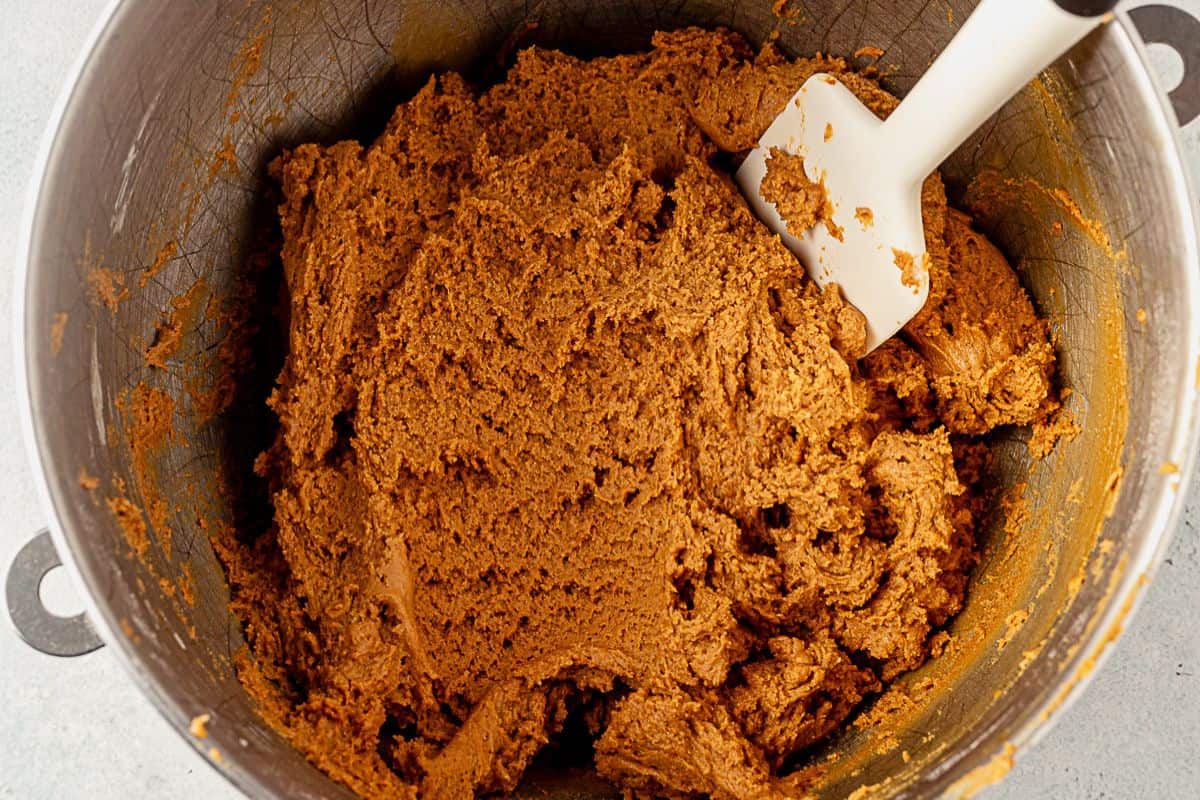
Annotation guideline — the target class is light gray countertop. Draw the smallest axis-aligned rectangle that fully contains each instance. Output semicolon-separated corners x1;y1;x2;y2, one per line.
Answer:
1;1;1197;798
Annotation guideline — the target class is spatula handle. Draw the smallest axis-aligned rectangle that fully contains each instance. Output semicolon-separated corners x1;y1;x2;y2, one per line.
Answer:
883;0;1114;188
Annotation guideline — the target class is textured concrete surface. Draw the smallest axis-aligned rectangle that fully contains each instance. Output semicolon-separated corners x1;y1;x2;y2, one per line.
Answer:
1;1;1196;798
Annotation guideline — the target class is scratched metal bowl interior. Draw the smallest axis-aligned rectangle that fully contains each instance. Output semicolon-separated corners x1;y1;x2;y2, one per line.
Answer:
21;1;1198;798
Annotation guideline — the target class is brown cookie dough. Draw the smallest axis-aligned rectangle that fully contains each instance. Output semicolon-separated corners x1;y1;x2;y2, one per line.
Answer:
222;28;1060;800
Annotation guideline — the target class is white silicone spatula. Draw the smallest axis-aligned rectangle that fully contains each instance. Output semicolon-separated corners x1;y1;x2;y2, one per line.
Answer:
737;0;1119;353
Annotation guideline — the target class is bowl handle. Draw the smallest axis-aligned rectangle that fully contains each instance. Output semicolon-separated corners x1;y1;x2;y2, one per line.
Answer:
1128;3;1200;127
5;529;104;657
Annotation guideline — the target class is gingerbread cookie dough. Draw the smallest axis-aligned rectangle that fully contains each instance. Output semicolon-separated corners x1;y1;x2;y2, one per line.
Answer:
223;28;1060;800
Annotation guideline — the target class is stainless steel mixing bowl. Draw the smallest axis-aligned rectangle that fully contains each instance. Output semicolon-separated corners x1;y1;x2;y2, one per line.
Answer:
13;1;1200;797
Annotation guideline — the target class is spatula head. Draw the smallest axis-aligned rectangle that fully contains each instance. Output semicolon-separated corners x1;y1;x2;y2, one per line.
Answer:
737;74;930;353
